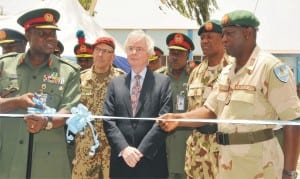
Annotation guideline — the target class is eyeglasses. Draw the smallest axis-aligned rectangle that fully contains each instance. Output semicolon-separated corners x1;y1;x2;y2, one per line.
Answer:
126;46;146;53
94;47;113;54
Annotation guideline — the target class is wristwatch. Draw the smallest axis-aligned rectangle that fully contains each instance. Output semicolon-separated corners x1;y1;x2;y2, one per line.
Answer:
45;117;53;130
283;170;298;179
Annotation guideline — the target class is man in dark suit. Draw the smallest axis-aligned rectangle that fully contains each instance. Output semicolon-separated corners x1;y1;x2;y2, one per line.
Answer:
103;30;172;178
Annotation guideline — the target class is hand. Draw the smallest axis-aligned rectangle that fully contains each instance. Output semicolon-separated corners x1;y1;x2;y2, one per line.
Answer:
18;93;35;109
24;115;48;133
121;146;143;168
156;113;180;132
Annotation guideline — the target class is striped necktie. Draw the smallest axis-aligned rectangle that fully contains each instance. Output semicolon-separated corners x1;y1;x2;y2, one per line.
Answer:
131;74;141;116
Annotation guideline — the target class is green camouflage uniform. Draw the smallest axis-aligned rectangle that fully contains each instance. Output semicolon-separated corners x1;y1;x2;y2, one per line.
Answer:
0;52;81;179
205;46;300;178
72;66;125;179
185;55;232;179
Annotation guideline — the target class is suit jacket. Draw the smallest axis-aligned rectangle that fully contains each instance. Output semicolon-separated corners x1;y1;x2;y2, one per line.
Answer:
103;69;172;178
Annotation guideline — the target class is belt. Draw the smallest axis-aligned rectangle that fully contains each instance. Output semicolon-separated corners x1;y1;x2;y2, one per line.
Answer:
216;128;274;145
196;124;218;134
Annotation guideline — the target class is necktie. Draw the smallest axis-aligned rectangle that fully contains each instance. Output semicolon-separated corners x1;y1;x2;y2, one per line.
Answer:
131;75;141;116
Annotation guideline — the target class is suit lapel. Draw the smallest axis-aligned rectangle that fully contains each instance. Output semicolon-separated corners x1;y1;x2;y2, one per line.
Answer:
125;73;133;116
135;69;153;117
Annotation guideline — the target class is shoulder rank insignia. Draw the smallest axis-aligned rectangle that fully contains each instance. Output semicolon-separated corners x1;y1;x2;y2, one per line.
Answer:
273;64;289;83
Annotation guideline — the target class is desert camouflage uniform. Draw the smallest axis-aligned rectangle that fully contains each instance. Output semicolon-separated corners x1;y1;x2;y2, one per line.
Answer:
72;66;125;179
204;46;300;179
185;55;232;179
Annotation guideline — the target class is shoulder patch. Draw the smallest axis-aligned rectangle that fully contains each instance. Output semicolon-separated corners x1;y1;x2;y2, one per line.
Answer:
59;57;81;71
273;64;289;83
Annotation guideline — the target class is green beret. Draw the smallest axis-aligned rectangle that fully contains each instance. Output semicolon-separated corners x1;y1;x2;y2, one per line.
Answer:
166;33;194;51
0;28;27;44
221;10;260;28
17;8;60;31
198;20;222;36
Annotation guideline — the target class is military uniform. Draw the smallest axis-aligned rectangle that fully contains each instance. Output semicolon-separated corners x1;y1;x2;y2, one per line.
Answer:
164;33;194;179
185;54;232;179
72;66;124;179
72;36;124;179
204;10;300;179
0;52;81;178
204;45;300;178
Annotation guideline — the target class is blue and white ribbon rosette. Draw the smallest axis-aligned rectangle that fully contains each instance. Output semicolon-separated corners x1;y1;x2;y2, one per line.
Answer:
27;93;100;156
66;103;100;156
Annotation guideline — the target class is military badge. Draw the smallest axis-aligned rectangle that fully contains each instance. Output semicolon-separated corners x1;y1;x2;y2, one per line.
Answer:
273;64;289;83
204;21;213;31
44;13;54;23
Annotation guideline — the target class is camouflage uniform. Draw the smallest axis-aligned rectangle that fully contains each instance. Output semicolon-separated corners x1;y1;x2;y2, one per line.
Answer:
205;46;300;178
185;55;232;179
72;66;124;179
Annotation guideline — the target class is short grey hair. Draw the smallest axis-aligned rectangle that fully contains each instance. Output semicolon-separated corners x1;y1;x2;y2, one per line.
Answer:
124;30;155;56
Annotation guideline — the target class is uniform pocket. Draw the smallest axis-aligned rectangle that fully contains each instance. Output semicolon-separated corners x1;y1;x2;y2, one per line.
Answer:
188;84;203;97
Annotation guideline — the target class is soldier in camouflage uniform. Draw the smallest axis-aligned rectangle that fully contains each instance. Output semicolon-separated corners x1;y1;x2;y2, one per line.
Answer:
72;36;125;179
159;10;300;179
185;20;233;179
158;33;194;179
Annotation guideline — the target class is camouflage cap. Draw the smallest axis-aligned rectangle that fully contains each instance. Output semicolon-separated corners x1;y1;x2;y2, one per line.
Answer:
221;10;260;28
17;8;60;31
166;33;194;51
198;20;222;36
0;28;27;44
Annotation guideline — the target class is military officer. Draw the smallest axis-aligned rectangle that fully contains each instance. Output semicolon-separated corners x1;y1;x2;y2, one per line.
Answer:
53;40;64;57
72;36;125;179
161;32;194;179
74;30;93;71
148;46;164;71
0;28;27;56
0;8;81;178
185;20;233;179
158;10;300;179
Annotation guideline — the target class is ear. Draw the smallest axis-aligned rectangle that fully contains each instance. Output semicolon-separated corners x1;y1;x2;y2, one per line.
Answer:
25;30;31;41
244;27;252;39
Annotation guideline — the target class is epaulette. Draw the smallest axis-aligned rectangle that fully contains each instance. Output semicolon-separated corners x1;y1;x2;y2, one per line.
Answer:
0;52;19;61
114;67;126;74
59;57;81;71
80;68;90;75
155;66;168;74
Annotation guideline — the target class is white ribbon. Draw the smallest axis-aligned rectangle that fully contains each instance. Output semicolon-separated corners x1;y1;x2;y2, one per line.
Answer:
0;113;299;126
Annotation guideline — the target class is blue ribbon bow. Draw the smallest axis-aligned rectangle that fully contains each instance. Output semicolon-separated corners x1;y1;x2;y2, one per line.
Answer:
66;103;100;156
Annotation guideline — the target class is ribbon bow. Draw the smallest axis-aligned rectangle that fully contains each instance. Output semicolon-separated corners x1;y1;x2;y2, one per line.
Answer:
66;103;100;156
